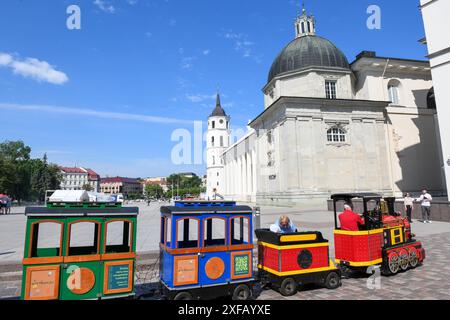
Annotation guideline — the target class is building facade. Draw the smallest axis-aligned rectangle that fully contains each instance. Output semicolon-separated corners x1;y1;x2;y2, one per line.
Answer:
59;167;100;192
218;7;445;206
420;0;450;200
143;177;169;193
100;177;142;197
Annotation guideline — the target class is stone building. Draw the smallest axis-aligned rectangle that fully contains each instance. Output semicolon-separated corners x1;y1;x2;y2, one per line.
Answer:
59;167;100;192
100;177;142;197
420;0;450;201
211;7;445;206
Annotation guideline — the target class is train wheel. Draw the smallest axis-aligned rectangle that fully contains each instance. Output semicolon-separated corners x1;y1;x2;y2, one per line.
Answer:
387;252;400;274
232;284;251;301
399;250;409;271
325;271;341;289
174;291;193;300
409;249;419;268
279;278;298;296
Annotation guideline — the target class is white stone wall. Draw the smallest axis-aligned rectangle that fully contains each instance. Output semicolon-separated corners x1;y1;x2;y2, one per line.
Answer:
263;69;353;108
222;130;257;203
421;0;450;199
251;98;392;206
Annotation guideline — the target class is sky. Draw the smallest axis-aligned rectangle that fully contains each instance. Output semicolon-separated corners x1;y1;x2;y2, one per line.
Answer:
0;0;428;178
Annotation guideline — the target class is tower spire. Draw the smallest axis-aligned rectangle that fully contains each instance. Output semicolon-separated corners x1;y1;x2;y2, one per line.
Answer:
295;1;315;38
216;93;221;107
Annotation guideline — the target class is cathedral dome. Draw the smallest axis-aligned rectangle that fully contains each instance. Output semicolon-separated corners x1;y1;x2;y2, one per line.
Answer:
268;35;351;83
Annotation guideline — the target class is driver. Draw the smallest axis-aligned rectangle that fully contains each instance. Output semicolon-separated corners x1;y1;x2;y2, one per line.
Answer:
339;204;365;231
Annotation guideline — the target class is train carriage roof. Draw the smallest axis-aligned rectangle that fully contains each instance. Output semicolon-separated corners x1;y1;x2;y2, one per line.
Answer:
160;205;253;215
331;193;382;200
25;206;139;217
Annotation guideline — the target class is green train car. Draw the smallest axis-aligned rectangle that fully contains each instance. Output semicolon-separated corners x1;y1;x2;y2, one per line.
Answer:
21;202;139;300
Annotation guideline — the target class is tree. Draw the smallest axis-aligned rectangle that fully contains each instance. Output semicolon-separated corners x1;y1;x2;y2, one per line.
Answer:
145;184;164;199
0;142;62;203
82;184;94;192
30;154;62;202
0;141;32;203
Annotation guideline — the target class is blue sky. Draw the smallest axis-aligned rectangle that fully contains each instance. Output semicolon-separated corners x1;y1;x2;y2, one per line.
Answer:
0;0;428;178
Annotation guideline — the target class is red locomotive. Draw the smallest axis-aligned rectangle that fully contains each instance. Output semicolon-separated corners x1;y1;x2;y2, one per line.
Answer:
331;193;425;276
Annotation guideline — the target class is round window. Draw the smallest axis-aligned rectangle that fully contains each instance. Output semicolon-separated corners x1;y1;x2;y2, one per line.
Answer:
219;119;224;124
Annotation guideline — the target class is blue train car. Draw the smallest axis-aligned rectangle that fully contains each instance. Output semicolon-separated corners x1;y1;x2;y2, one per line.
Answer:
159;201;255;300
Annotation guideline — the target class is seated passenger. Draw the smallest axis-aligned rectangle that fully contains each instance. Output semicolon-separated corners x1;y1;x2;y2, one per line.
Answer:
339;204;365;231
270;215;297;234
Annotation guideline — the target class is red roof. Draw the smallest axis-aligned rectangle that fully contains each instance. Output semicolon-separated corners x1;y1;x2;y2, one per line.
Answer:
60;167;86;174
59;167;99;180
100;177;140;184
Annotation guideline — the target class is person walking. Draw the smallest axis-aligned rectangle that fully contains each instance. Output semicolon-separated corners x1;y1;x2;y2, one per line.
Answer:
416;189;433;223
404;193;414;223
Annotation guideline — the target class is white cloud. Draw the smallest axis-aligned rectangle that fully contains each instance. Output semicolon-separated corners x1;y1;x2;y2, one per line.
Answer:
0;103;195;125
186;94;217;103
221;30;262;63
202;49;211;56
93;0;115;13
180;56;196;69
0;52;68;85
0;53;13;65
127;0;138;5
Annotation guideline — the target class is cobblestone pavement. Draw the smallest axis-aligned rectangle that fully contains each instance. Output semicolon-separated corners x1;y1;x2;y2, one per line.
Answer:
257;231;450;300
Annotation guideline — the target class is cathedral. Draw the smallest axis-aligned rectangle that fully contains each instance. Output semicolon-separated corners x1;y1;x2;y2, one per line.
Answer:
206;7;445;206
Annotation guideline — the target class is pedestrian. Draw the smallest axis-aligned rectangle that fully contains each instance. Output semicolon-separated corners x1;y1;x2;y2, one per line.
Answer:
416;189;433;223
0;197;6;215
404;193;414;223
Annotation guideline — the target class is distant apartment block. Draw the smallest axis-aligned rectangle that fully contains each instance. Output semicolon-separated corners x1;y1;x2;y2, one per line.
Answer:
100;177;142;197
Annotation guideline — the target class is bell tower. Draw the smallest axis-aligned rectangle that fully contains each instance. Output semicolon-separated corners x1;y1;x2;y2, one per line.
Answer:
295;3;316;38
206;94;231;199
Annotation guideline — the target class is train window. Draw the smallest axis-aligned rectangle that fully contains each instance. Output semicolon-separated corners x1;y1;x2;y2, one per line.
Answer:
176;218;199;248
68;221;100;256
105;220;132;254
160;217;166;245
29;222;62;258
166;217;172;247
204;217;226;247
230;217;250;245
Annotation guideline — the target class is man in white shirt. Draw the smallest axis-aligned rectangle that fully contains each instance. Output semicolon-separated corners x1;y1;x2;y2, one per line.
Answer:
416;189;433;223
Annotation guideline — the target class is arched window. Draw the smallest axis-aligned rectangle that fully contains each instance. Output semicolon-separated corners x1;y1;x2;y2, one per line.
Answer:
211;136;215;147
327;127;346;143
388;80;401;105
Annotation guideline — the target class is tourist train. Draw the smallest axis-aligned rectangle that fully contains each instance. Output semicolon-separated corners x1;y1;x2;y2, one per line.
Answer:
21;193;425;300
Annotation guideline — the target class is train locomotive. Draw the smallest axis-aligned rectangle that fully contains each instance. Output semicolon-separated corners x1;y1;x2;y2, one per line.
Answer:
20;193;426;300
332;193;425;276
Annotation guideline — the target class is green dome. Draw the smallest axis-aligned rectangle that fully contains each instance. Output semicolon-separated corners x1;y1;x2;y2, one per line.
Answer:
268;35;350;83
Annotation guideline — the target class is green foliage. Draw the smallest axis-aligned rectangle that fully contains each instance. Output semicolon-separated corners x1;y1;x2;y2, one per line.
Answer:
0;141;62;202
165;173;204;198
82;184;94;192
145;184;164;199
